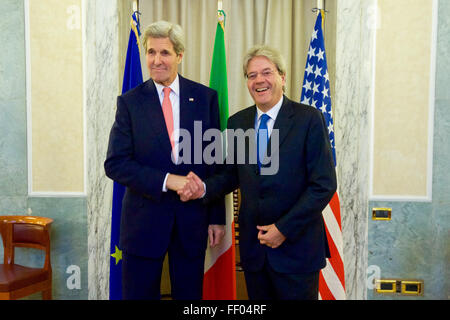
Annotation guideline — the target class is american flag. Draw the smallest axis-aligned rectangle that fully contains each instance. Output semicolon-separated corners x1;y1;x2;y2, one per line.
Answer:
300;11;346;300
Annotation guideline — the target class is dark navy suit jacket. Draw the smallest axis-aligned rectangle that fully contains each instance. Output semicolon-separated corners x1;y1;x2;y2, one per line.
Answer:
204;96;336;274
105;75;225;260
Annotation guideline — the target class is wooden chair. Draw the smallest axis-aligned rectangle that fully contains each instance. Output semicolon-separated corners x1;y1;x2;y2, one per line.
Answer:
0;216;53;300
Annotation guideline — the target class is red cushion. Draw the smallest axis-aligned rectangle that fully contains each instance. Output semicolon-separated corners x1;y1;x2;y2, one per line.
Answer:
0;264;49;292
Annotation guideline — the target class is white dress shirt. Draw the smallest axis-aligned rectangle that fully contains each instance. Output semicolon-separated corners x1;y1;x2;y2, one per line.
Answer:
255;95;283;137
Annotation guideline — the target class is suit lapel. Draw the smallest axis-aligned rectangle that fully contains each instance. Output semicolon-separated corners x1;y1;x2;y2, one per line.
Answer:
237;106;259;173
139;79;173;157
259;96;294;173
178;75;196;135
241;105;257;131
270;96;295;150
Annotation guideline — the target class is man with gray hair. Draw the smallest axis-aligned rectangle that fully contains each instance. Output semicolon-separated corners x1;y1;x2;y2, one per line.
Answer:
105;20;225;300
180;44;336;300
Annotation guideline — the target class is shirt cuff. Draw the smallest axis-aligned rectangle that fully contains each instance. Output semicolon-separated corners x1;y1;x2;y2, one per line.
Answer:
162;173;169;192
200;182;206;198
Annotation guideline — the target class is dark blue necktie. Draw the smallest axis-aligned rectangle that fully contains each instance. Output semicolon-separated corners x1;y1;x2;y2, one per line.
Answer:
257;114;270;170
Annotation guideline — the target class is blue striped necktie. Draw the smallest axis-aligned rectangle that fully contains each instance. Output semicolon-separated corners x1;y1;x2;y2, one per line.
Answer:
257;114;270;170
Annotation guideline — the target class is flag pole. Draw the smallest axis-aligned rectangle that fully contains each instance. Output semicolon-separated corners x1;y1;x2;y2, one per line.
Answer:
316;0;325;33
218;0;223;11
312;1;327;16
133;0;139;12
317;0;324;10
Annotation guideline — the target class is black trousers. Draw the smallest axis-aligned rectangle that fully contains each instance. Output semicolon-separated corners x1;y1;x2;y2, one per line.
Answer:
121;227;205;300
244;258;320;300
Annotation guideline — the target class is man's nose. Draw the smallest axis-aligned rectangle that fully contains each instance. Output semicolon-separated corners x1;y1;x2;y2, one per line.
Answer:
154;53;161;65
255;73;266;82
255;73;266;84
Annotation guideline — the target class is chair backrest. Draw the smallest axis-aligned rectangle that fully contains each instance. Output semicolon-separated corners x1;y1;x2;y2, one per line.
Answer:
0;216;53;270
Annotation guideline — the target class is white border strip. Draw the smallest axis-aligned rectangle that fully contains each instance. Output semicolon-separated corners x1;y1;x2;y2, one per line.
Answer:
369;0;437;203
426;0;438;202
24;0;33;195
369;195;432;203
25;0;87;198
82;0;88;196
29;192;86;198
368;0;378;202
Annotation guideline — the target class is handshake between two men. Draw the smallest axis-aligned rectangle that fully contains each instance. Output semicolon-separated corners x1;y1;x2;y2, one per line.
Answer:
166;171;205;202
165;171;287;250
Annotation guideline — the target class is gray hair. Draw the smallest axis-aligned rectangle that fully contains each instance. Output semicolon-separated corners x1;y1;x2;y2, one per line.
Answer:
242;44;287;78
142;20;185;55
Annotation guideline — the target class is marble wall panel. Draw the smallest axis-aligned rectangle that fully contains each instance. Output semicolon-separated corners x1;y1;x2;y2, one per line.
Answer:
85;0;120;300
334;0;376;300
0;0;28;264
0;0;27;198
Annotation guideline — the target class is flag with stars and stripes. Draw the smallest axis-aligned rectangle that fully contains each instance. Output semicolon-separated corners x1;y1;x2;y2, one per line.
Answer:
300;11;346;300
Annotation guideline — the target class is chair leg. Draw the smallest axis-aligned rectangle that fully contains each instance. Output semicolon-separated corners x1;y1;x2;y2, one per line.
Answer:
42;289;52;300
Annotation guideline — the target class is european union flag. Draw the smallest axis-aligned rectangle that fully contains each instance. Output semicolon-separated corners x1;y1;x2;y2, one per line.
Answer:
109;11;143;300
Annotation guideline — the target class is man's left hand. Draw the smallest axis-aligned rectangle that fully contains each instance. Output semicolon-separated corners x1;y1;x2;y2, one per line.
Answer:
257;224;286;249
177;171;204;202
208;224;225;248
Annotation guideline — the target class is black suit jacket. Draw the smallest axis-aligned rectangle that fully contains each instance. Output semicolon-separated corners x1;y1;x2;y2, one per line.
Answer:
204;96;336;273
105;75;225;259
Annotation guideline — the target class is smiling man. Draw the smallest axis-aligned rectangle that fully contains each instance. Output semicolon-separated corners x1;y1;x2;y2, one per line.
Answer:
245;55;285;112
104;20;225;300
179;45;337;300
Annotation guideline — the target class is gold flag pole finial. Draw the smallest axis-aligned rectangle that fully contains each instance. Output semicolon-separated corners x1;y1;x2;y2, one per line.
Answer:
131;1;141;55
217;0;226;30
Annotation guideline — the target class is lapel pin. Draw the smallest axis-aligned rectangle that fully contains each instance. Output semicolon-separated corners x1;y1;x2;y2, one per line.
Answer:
189;98;194;102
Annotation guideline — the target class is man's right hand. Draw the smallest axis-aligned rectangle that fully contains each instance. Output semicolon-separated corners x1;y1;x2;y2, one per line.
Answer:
166;174;189;192
177;171;205;202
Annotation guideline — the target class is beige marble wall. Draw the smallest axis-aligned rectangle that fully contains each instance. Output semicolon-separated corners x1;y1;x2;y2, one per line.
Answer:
28;0;84;193
372;0;434;198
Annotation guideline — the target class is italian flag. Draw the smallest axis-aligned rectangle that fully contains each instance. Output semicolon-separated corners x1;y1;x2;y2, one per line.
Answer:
202;9;236;300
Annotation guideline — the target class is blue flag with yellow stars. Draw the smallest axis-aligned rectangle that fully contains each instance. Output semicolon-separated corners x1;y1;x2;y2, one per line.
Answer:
109;11;143;300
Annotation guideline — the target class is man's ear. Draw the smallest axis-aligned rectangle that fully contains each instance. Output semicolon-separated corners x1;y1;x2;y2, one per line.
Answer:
177;52;184;64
